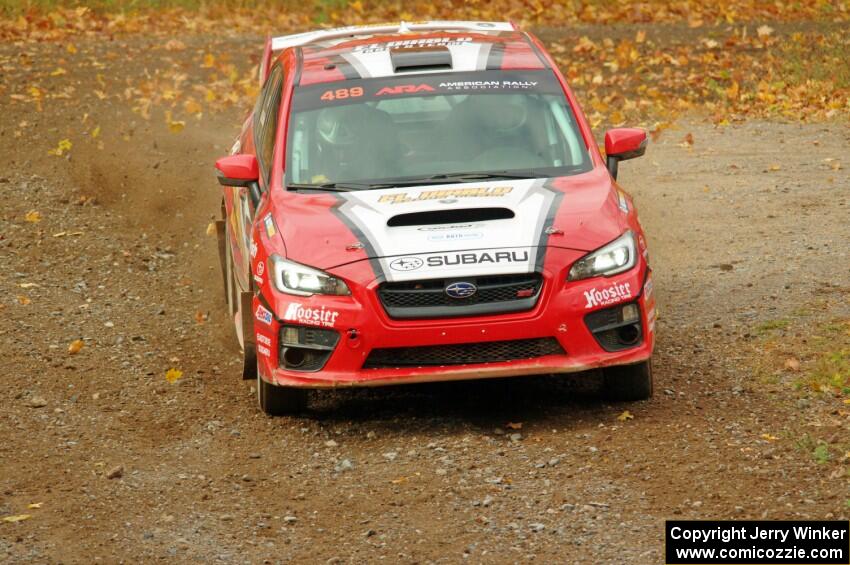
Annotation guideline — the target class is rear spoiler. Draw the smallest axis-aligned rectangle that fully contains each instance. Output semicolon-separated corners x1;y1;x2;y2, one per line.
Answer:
259;21;516;86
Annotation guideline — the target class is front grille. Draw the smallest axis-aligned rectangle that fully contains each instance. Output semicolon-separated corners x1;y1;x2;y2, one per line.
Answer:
378;273;543;319
363;337;564;369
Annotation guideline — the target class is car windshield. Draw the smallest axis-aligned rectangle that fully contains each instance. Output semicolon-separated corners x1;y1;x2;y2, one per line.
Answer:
285;70;591;189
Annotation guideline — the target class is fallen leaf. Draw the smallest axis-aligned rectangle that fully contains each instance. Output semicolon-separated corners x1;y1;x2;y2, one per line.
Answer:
91;125;101;138
19;283;39;289
165;39;186;51
2;514;31;523
784;358;800;371
165;368;183;384
26;503;43;509
168;119;185;134
843;399;850;405
48;138;72;156
768;164;781;171
761;433;779;442
68;339;84;355
206;222;216;236
195;311;208;324
757;25;774;39
17;296;31;305
25;210;42;223
505;422;523;430
617;410;634;421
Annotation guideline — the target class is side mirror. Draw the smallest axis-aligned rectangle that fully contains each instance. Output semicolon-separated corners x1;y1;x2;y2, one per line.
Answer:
604;128;647;180
215;154;259;187
215;154;261;207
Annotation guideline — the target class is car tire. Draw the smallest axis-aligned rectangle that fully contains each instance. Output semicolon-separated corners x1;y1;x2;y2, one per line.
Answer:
602;359;653;401
257;374;308;415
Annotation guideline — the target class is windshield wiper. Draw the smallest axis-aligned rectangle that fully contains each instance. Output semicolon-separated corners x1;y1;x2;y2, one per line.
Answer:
288;182;367;192
387;170;542;186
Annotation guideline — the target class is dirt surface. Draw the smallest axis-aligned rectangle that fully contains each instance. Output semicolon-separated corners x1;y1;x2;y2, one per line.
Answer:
1;31;849;564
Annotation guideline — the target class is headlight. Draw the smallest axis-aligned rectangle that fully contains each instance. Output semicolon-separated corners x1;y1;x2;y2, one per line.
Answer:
568;230;636;281
269;255;350;296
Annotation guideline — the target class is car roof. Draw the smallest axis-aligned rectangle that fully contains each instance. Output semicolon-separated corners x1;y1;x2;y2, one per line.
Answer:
272;21;550;86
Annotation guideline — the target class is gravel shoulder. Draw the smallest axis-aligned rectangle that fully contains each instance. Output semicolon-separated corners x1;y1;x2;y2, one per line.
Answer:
1;33;848;564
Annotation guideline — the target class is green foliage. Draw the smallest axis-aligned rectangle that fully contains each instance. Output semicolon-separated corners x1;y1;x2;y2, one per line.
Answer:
812;443;830;464
756;319;790;334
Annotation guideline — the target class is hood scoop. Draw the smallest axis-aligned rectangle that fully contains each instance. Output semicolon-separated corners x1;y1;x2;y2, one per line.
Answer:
387;207;515;227
390;46;453;73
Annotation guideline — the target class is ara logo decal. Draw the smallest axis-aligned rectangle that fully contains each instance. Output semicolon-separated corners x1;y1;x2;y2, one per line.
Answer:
255;304;273;325
375;84;435;96
389;256;424;271
256;260;265;277
583;282;632;309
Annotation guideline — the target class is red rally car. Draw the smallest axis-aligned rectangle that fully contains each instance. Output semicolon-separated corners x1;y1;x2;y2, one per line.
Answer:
214;21;657;415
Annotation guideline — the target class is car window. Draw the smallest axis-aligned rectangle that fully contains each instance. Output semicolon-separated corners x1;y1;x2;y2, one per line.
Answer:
286;70;591;187
255;65;284;186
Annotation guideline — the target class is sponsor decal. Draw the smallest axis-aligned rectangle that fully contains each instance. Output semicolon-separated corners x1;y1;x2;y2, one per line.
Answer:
617;190;629;213
263;214;276;238
426;250;528;267
250;239;257;258
355;37;473;53
255;304;273;325
389;256;424;271
417;223;475;231
643;277;654;302
583;281;632;309
439;80;539;91
257;344;271;357
283;303;340;328
256;260;265;277
376;84;435;96
378;186;511;204
256;333;272;347
445;281;477;299
426;231;483;242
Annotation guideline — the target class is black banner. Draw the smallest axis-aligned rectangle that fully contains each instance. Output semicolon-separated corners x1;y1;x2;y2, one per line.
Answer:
292;70;563;111
666;521;849;564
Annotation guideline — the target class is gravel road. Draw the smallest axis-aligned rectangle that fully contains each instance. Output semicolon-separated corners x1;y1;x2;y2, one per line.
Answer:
1;32;848;564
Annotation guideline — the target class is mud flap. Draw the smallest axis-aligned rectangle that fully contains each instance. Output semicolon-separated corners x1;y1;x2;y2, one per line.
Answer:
240;290;257;380
215;219;227;302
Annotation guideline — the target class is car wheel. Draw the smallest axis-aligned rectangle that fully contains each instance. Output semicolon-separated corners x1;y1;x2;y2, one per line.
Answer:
257;374;308;415
602;359;653;401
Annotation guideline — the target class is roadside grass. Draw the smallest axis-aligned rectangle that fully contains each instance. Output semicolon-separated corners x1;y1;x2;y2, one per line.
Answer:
752;307;849;470
780;31;850;91
756;318;791;334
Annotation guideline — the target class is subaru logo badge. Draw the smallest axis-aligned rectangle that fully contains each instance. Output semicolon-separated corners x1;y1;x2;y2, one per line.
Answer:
445;281;477;299
389;256;424;271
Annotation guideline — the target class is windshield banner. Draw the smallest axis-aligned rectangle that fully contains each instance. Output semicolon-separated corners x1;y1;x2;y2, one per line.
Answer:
293;70;563;111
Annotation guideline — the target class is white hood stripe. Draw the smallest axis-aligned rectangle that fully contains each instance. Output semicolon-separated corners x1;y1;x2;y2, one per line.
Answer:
333;179;559;282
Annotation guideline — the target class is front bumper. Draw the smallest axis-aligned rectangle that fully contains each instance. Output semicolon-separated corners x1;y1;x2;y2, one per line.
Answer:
254;249;656;388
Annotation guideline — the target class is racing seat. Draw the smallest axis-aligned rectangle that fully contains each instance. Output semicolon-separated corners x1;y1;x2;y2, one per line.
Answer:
316;105;402;182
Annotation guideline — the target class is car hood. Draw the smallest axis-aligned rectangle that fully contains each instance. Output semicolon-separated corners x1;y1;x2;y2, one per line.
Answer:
272;169;626;282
